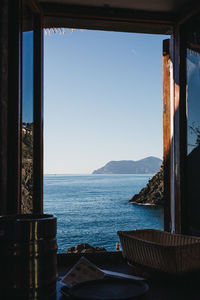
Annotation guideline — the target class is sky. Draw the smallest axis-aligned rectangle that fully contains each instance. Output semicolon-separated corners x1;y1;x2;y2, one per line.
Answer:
44;29;168;174
23;31;33;123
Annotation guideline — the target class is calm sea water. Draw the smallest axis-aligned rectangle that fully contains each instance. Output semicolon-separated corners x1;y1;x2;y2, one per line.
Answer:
44;174;163;253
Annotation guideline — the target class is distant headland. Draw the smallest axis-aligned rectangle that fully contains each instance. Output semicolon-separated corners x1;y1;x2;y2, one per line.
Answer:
92;156;162;174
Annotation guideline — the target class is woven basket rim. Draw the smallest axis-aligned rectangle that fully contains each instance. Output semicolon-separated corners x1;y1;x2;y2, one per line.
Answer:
117;229;200;248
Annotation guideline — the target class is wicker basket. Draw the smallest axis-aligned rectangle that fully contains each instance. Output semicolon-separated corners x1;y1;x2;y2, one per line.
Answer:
117;229;200;274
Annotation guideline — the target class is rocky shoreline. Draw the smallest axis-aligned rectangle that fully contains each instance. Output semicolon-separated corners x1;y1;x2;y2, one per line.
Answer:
66;243;107;254
129;164;164;207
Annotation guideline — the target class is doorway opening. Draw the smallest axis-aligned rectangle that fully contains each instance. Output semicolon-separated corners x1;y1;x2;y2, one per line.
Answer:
43;29;169;253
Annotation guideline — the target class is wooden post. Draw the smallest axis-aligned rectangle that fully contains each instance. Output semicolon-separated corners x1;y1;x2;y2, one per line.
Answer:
6;0;21;214
172;24;187;233
0;0;9;214
33;12;44;214
163;39;171;232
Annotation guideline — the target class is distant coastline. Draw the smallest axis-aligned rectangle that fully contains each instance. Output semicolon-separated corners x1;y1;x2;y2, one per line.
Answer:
92;156;162;175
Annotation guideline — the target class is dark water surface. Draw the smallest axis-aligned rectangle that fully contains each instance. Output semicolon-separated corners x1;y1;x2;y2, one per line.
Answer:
44;174;163;253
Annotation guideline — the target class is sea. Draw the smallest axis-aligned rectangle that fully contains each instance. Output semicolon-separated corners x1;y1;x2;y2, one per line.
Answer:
44;174;164;253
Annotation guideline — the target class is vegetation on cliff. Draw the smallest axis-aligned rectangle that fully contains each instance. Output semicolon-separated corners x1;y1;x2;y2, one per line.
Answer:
21;122;33;213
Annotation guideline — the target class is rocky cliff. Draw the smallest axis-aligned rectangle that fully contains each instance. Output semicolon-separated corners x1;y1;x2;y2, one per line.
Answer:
129;164;164;206
66;243;107;254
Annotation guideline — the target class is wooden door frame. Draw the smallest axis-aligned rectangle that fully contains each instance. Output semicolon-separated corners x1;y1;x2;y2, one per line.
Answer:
163;39;171;231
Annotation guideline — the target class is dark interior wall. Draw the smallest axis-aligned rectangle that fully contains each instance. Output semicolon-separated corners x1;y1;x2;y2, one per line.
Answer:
0;0;21;215
0;0;8;214
6;0;21;214
0;0;43;216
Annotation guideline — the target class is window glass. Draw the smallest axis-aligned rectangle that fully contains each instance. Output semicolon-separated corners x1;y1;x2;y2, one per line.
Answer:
186;16;200;233
21;2;34;213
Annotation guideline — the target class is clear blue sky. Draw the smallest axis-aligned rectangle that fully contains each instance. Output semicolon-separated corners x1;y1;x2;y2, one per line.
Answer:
23;31;33;123
44;29;168;174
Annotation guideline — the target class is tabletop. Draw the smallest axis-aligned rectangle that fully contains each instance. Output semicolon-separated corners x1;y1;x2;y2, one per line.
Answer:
55;259;200;300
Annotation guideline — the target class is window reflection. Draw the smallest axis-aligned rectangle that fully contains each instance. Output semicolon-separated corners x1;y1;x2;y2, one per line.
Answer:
21;3;34;213
187;49;200;154
186;48;200;233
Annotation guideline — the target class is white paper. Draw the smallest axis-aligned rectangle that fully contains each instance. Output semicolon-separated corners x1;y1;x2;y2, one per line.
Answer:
61;256;145;287
61;257;104;287
102;269;145;281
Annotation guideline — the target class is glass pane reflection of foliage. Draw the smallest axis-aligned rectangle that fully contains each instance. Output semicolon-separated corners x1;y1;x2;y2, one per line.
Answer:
22;122;33;213
21;2;34;214
187;49;200;154
186;48;200;233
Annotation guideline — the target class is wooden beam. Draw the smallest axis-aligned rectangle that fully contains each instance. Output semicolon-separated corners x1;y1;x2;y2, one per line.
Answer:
177;1;200;25
163;39;171;232
33;13;44;214
29;0;43;15
0;0;9;214
41;3;176;24
173;25;181;233
178;26;187;234
172;24;187;234
41;3;174;34
7;0;22;214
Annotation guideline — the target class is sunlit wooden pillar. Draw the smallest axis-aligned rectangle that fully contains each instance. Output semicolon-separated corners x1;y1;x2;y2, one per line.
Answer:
163;39;171;232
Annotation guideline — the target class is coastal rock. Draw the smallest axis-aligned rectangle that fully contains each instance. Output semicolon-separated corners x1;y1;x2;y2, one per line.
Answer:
66;243;107;254
129;164;164;207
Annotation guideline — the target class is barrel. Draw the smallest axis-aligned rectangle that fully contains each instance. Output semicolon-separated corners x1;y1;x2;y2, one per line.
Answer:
0;214;57;299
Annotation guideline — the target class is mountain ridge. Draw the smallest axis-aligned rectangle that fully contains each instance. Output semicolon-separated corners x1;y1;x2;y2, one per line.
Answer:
92;156;162;174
